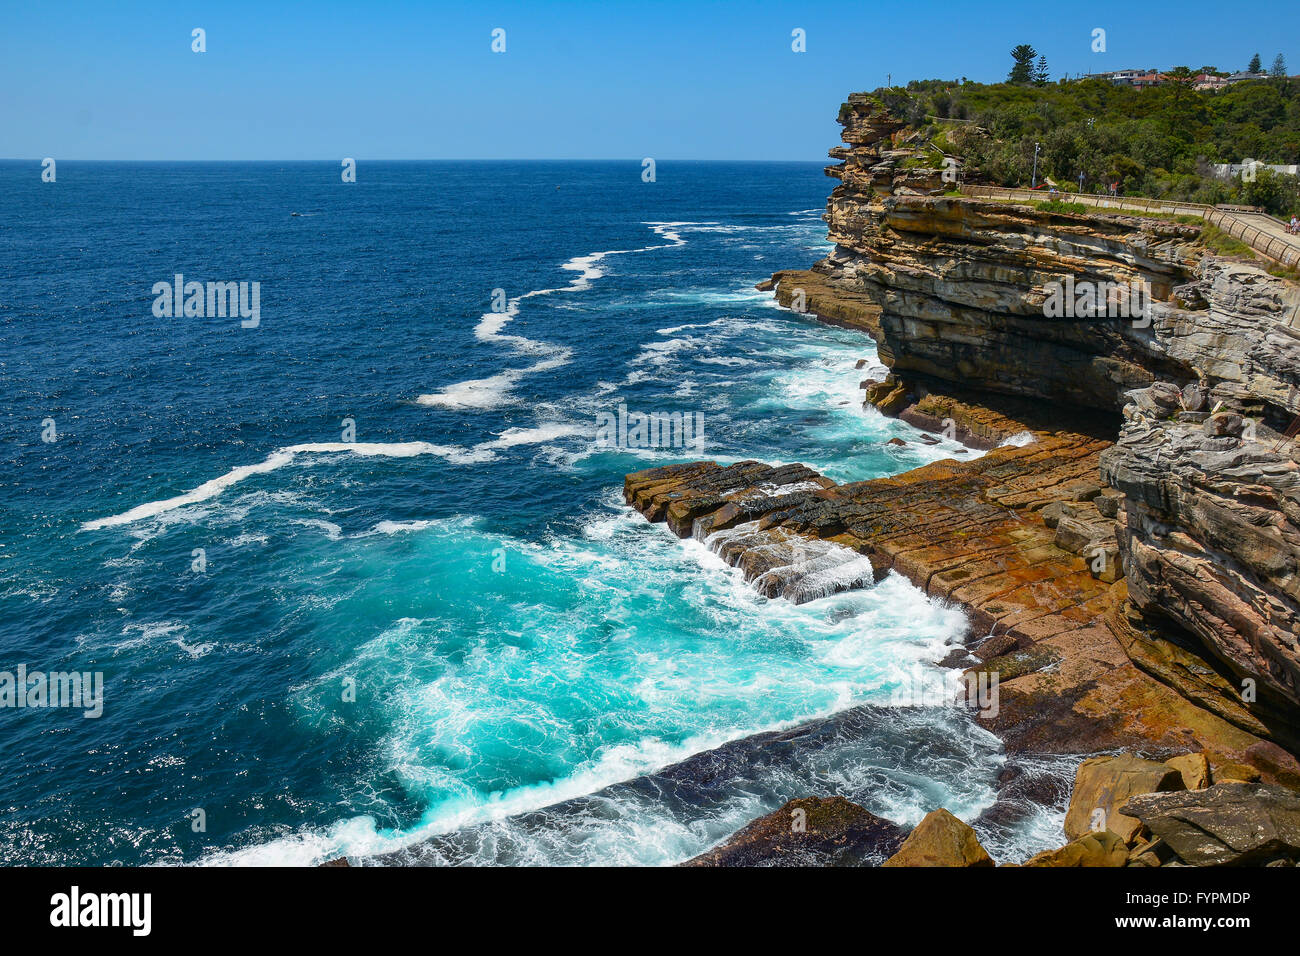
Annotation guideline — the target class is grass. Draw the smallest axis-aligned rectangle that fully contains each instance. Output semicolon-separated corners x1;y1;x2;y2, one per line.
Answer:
1035;200;1088;214
1123;211;1203;225
1198;224;1257;259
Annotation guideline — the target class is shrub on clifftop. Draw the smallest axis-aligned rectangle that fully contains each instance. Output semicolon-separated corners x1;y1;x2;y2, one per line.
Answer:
879;73;1300;214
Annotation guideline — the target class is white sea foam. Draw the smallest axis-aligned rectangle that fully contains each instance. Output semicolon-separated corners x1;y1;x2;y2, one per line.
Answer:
290;519;343;540
998;430;1038;448
228;532;270;547
82;443;486;531
476;422;585;451
111;621;216;659
190;499;1021;869
655;317;729;335
83;424;596;532
415;369;528;410
361;520;436;537
420;222;691;410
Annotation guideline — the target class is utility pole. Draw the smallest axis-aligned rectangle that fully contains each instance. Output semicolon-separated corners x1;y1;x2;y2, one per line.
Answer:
1031;142;1041;188
1078;169;1086;192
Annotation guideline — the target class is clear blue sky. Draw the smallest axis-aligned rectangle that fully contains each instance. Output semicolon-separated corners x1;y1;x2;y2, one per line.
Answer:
3;0;1294;160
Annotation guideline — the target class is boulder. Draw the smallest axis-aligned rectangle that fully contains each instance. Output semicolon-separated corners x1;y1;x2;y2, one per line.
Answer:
1054;514;1114;556
1064;754;1184;843
1127;837;1177;867
1120;783;1300;866
1094;490;1124;519
865;375;910;415
1181;382;1207;412
1203;411;1244;437
881;808;995;867
1211;760;1262;784
682;796;906;867
1166;752;1211;790
966;646;1061;684
1020;830;1129;867
1040;500;1068;529
974;633;1018;662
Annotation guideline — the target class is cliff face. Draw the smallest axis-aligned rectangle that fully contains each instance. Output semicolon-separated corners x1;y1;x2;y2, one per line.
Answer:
816;96;1300;423
769;93;1300;744
1101;396;1300;728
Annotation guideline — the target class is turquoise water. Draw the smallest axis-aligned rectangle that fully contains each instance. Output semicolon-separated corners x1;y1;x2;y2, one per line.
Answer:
1;161;1038;865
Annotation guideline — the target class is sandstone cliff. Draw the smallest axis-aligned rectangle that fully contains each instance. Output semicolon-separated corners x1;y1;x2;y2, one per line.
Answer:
761;92;1300;753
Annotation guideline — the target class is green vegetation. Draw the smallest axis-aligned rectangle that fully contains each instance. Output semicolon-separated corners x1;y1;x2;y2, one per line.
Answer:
1008;45;1037;85
872;70;1300;216
1198;224;1256;258
1035;200;1088;214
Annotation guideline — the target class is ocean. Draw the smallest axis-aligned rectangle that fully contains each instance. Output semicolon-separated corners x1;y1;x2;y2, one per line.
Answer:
0;160;1063;865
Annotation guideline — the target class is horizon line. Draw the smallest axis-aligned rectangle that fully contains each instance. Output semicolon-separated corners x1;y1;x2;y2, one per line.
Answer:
0;157;829;164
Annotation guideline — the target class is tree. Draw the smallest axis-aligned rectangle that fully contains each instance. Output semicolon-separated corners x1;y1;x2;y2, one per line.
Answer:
1034;55;1051;86
1241;167;1300;216
1166;65;1195;112
1009;45;1037;84
1248;53;1262;74
1272;54;1287;79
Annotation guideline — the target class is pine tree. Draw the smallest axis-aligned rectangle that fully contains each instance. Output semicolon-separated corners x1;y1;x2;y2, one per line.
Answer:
1273;54;1287;78
1008;45;1037;84
1248;52;1262;74
1033;55;1050;86
1167;66;1194;112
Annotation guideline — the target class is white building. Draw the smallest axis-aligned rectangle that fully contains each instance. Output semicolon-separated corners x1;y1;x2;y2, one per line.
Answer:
1210;158;1300;179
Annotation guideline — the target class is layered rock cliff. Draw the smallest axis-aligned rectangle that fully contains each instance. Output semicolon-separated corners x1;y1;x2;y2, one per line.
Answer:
760;93;1300;753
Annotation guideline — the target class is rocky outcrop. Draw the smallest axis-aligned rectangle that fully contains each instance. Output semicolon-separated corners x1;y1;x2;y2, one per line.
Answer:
880;808;994;867
817;95;1300;423
1063;755;1185;843
1020;830;1129;867
667;750;1300;868
1100;386;1300;742
626;432;1122;635
1121;783;1300;865
682;797;905;867
624;451;1299;775
755;91;1300;759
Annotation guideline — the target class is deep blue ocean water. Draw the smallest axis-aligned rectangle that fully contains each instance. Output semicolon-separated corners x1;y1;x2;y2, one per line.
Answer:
0;161;1061;865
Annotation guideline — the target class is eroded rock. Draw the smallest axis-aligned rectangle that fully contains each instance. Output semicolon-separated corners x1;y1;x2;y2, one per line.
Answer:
881;808;995;867
682;796;905;867
1019;830;1129;867
1121;782;1300;866
1063;754;1184;843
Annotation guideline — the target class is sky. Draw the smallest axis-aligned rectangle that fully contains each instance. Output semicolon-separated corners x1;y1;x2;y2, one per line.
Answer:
2;0;1296;160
